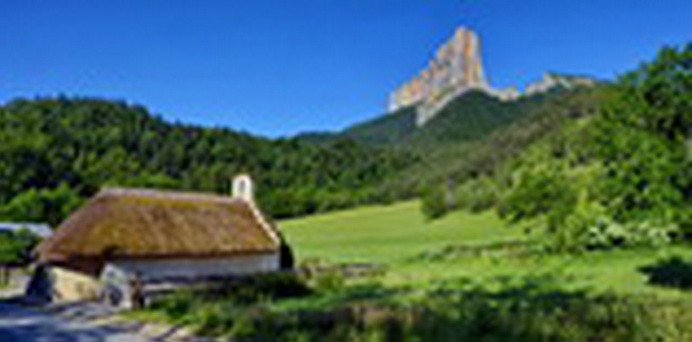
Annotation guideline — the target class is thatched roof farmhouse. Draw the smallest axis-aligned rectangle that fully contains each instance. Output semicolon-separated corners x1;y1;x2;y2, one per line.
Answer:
29;175;292;307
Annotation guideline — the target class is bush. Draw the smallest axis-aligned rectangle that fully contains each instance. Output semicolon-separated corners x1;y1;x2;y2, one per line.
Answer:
640;256;692;290
311;269;345;294
0;228;41;267
498;164;577;227
0;183;83;226
201;273;311;304
454;176;498;213
421;184;450;220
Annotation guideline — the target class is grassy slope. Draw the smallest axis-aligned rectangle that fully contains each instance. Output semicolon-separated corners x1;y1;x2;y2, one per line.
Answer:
340;90;551;149
281;201;523;264
341;106;417;146
136;202;692;339
281;201;692;299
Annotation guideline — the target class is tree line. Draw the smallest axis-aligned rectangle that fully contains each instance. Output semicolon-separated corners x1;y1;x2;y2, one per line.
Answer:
0;97;418;225
423;44;692;252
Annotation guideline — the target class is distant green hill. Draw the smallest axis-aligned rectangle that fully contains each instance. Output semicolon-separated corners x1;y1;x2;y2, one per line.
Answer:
341;105;417;146
0;98;417;222
407;91;547;147
0;84;600;225
292;86;604;203
332;89;559;150
366;86;605;200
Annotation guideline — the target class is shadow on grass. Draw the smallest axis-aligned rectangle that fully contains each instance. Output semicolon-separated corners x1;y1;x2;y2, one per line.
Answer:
407;240;537;263
175;274;672;341
410;274;646;341
639;256;692;290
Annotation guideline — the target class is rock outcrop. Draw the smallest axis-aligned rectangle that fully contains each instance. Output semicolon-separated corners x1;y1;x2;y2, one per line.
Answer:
389;27;490;126
525;73;597;96
387;27;595;127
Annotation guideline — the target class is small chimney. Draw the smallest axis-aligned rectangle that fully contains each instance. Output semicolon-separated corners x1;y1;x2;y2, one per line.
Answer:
232;174;254;202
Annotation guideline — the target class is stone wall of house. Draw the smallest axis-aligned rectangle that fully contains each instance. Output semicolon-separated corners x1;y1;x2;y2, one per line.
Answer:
47;266;103;302
108;253;280;281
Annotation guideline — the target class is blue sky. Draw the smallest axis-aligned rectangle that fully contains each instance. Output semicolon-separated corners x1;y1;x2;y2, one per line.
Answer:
1;0;690;137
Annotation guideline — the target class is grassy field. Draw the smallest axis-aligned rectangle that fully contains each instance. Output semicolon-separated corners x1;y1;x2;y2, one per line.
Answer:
280;201;524;264
138;201;692;340
281;201;692;298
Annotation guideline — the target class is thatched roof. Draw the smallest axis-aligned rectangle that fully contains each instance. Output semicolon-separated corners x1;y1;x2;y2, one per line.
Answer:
36;188;280;262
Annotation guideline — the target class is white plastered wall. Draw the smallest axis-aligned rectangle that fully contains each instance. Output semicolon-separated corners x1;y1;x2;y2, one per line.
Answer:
109;253;280;281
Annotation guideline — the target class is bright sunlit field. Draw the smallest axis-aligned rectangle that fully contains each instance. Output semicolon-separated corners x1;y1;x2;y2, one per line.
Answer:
281;201;692;298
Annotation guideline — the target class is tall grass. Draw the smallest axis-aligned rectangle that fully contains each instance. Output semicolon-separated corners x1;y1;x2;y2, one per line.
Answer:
144;274;692;341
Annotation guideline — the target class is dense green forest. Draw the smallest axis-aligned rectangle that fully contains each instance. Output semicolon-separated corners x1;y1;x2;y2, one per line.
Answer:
343;90;547;147
0;99;420;223
423;45;692;251
0;58;613;229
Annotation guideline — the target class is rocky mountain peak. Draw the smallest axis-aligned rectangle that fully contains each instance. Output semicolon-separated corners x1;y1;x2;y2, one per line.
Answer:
387;28;595;127
388;27;489;125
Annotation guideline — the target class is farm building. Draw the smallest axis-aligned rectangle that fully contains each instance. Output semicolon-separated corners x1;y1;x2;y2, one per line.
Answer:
29;175;292;307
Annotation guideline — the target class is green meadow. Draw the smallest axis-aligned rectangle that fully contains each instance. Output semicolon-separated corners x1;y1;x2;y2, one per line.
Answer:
281;201;524;264
281;201;692;298
137;201;692;340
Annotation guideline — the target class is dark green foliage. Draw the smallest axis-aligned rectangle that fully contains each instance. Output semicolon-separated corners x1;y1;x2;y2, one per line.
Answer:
341;105;417;146
492;45;691;251
589;45;691;225
420;44;690;252
310;268;346;294
0;228;41;266
151;273;311;310
0;183;83;226
421;184;450;220
0;75;595;225
410;90;540;147
144;275;687;341
640;256;692;290
411;87;603;212
343;90;552;149
0;98;418;222
453;176;498;213
499;164;577;226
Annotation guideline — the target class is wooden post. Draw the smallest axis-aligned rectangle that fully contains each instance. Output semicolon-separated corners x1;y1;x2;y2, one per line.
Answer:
130;274;143;309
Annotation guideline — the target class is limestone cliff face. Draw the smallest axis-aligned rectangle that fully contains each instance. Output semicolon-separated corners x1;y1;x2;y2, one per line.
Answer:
388;27;596;127
525;73;597;96
389;28;488;125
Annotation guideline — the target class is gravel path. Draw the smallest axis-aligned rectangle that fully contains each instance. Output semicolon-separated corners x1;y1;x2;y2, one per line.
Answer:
0;301;146;342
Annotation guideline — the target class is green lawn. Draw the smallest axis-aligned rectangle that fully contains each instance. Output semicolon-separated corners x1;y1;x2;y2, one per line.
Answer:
139;201;692;340
281;201;692;298
280;201;525;264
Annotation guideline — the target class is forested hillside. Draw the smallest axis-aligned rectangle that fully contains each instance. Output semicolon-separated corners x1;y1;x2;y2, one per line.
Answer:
0;98;418;223
423;45;692;251
336;86;605;204
335;87;578;149
0;69;603;227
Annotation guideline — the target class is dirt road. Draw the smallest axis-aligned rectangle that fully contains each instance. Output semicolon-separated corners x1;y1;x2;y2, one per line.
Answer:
0;301;146;342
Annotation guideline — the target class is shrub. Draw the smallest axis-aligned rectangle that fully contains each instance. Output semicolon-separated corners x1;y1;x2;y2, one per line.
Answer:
421;184;450;220
454;176;498;213
201;272;311;304
0;228;41;267
640;256;692;290
311;269;345;294
498;164;577;226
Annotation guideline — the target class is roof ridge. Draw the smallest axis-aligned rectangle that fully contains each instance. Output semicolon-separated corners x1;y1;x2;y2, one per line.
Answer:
99;187;239;204
37;186;281;263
